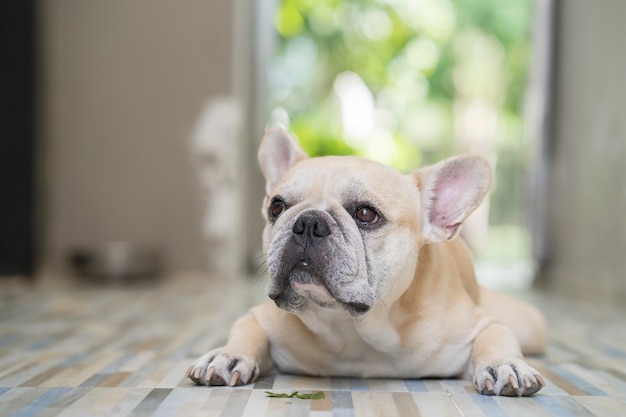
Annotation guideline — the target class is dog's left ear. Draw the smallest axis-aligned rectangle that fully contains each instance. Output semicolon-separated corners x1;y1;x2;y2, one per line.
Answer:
258;126;308;195
414;156;492;243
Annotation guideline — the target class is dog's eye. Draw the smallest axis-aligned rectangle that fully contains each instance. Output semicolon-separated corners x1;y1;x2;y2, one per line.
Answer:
269;198;286;219
355;205;380;225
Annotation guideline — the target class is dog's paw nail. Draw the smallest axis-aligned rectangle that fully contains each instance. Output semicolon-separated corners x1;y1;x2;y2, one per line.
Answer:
187;364;211;386
536;374;546;387
523;375;532;389
230;371;241;387
499;375;521;396
206;367;215;381
208;368;226;385
484;379;494;394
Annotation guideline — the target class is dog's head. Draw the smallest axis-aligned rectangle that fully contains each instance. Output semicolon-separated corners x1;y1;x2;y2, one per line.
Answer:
258;127;491;317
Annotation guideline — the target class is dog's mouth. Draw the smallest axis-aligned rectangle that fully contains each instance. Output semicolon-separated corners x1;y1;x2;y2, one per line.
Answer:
268;258;372;316
269;259;336;307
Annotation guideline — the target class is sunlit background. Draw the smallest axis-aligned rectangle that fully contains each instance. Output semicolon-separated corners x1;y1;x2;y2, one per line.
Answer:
267;0;534;287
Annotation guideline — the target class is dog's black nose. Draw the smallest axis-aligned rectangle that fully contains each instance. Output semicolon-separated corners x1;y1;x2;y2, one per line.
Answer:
293;212;331;245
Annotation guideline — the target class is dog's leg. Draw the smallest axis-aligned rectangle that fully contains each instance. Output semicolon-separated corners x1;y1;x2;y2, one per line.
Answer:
479;288;548;355
470;321;545;396
186;311;271;386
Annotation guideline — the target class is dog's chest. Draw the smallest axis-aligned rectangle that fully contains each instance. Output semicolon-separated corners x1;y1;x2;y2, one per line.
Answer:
269;312;471;379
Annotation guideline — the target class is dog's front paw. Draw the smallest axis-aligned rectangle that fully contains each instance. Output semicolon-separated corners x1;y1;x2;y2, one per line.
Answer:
186;349;260;387
474;358;545;396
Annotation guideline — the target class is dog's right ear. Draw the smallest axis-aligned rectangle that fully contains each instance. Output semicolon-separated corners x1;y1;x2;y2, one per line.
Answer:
258;126;307;195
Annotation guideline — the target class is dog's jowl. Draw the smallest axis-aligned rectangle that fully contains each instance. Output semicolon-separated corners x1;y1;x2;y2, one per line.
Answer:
186;127;547;396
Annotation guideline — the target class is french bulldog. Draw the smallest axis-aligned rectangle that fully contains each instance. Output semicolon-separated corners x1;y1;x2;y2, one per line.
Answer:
186;127;547;396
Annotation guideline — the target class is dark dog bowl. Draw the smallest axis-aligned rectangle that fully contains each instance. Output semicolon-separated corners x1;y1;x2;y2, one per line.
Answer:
69;242;164;284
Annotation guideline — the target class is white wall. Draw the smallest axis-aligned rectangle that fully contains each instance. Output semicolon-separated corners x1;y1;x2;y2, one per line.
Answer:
39;0;236;274
545;0;626;302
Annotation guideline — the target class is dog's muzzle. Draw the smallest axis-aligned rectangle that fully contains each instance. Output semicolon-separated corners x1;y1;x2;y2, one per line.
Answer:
267;210;372;316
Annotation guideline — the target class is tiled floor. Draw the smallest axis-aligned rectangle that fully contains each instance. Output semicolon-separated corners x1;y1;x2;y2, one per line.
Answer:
1;274;625;416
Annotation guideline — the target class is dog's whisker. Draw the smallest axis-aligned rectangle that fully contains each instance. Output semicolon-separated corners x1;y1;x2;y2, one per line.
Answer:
248;255;268;279
249;263;269;289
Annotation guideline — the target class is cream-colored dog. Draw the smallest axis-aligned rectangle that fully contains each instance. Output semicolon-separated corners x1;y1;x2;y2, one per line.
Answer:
187;127;547;396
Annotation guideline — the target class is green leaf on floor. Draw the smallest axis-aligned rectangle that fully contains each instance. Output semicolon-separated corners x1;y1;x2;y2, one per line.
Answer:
264;391;325;400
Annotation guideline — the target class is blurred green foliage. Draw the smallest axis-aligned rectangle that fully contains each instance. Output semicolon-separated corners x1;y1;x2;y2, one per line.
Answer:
268;0;533;261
